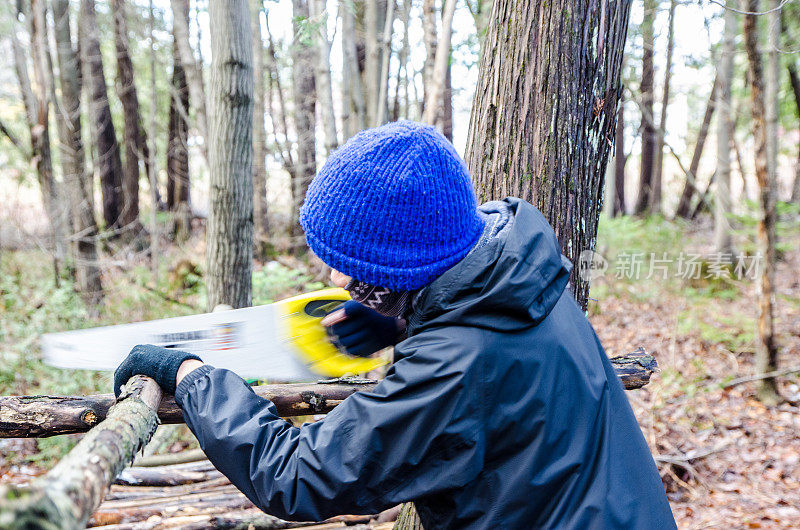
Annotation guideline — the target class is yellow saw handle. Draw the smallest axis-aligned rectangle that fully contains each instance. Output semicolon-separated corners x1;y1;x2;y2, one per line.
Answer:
275;288;388;377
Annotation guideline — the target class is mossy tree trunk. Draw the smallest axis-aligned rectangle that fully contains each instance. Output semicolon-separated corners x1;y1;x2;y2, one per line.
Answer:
0;376;162;529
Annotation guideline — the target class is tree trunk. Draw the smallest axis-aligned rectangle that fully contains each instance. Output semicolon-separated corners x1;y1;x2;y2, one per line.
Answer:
252;0;269;254
290;0;317;244
12;1;65;281
673;74;720;218
422;0;456;129
714;0;735;256
651;0;676;214
788;61;800;204
364;0;385;126
743;0;779;405
615;100;627;215
634;0;656;215
265;10;297;182
0;376;162;529
166;35;191;241
341;1;367;138
171;0;208;158
465;0;633;308
80;0;125;231
375;0;396;126
206;0;254;310
421;0;437;117
309;0;339;150
112;0;145;233
52;0;104;304
0;352;655;438
148;0;161;281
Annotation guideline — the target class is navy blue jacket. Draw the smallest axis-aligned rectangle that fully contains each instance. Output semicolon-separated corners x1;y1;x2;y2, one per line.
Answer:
175;198;676;529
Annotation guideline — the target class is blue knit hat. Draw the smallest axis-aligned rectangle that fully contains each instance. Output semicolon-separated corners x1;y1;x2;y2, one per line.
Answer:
300;121;484;291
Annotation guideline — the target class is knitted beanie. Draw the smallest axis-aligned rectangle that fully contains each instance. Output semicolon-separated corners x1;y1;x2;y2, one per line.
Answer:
299;121;485;291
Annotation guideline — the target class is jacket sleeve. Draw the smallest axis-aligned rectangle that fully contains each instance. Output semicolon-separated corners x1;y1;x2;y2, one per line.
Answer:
174;329;486;521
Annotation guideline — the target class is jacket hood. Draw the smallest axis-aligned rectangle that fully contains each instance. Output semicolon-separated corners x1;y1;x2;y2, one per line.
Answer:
407;198;572;334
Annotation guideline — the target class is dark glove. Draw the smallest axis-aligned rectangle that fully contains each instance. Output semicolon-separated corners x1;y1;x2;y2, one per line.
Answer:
114;344;202;397
327;300;403;357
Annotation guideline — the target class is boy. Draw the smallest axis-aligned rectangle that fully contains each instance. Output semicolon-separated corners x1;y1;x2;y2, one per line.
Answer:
115;121;676;529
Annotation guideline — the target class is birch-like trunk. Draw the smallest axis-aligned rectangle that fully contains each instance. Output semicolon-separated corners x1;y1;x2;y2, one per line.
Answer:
15;0;66;286
375;0;396;126
341;2;367;138
421;0;436;116
309;0;339;152
422;0;456;128
52;0;103;304
465;0;633;308
714;0;735;256
171;0;208;159
206;0;254;309
744;0;779;405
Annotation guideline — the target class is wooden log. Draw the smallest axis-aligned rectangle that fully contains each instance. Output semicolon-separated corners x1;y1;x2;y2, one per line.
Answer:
0;376;162;530
105;476;231;501
0;351;657;439
0;379;376;438
114;465;222;487
89;491;252;526
90;509;318;529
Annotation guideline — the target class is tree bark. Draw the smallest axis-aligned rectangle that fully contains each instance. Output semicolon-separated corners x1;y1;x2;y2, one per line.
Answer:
788;61;800;204
206;0;254;310
112;0;146;233
0;376;162;529
364;0;385;126
12;0;65;279
265;11;297;181
744;0;779;405
52;0;104;304
0;352;655;439
309;0;339;150
375;0;396;126
166;39;192;241
465;0;633;308
421;0;437;117
615;100;627;215
341;1;367;138
171;0;208;158
651;0;676;214
290;0;317;244
673;74;719;218
252;0;269;253
422;0;456;129
634;0;656;215
715;0;735;256
80;0;126;231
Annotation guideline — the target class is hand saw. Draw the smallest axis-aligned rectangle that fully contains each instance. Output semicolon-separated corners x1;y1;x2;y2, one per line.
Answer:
41;288;387;382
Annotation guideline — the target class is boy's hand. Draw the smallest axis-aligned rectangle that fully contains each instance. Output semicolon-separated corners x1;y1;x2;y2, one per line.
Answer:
321;300;404;357
114;344;203;397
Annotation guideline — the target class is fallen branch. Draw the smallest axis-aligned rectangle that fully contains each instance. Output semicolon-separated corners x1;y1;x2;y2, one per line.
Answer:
132;447;206;467
0;376;162;529
0;351;657;438
721;366;800;389
114;462;222;487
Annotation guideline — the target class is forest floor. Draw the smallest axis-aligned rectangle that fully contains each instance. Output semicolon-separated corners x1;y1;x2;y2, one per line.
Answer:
591;210;800;529
0;207;798;529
